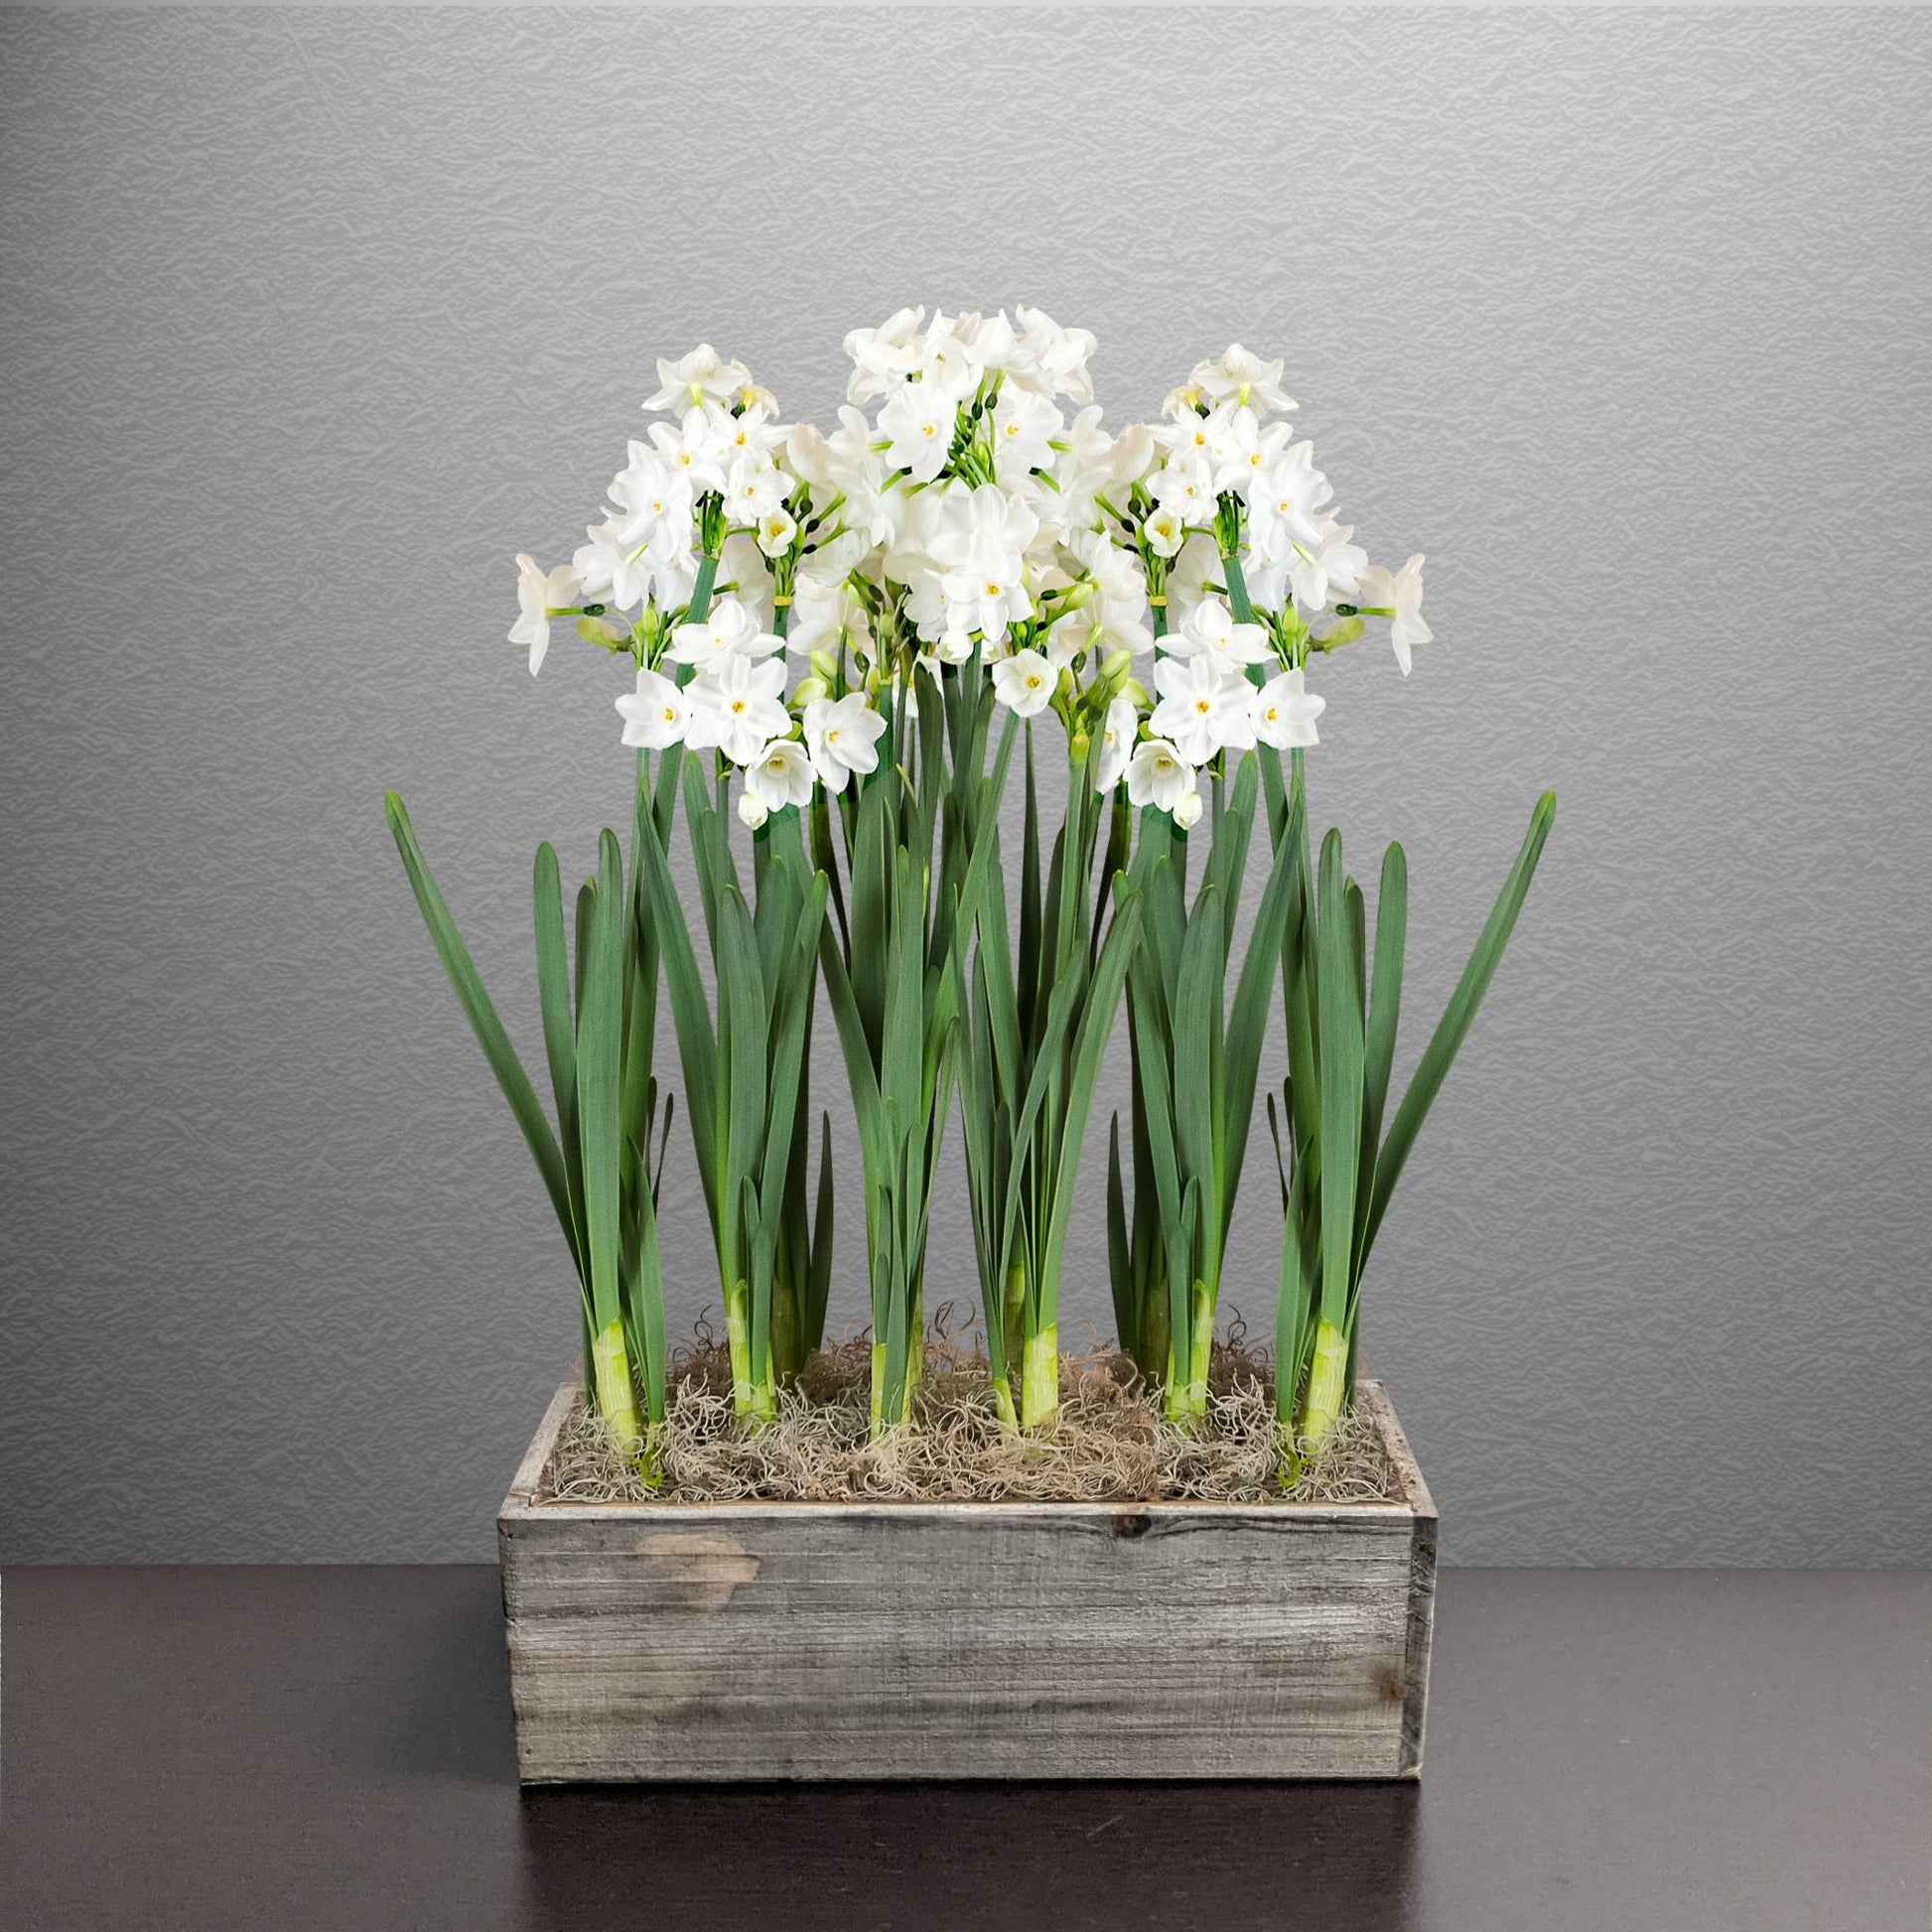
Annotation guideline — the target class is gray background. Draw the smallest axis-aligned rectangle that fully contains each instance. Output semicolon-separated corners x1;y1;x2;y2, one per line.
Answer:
3;7;1928;1565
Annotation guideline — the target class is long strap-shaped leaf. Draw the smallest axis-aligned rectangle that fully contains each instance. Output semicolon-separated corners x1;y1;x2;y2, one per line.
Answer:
1314;830;1365;1330
1036;887;1143;1323
1359;790;1557;1265
577;829;627;1339
384;791;578;1271
533;842;588;1278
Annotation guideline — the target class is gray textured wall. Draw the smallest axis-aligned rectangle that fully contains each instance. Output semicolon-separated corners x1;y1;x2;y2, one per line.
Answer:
3;8;1928;1566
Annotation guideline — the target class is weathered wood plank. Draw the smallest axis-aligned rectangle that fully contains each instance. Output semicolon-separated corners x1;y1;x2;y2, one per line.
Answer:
499;1379;1436;1781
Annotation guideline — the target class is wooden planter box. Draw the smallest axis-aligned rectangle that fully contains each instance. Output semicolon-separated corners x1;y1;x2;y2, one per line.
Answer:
498;1377;1438;1782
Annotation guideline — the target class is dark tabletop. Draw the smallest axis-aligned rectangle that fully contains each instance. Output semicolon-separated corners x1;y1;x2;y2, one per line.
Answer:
1;1567;1925;1930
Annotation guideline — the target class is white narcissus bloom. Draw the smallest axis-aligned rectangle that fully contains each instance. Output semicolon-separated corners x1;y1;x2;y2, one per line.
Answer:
1357;554;1433;674
609;443;696;554
1193;345;1296;415
755;506;797;558
1209;406;1294;498
1251;443;1331;552
1169;595;1273;669
716;401;788;468
510;555;580;676
844;306;926;403
744;737;815;813
1125;738;1196;813
1173;788;1204;831
803;692;888;791
787;577;872;662
991;387;1063;480
878;383;956;483
1095;695;1139;792
647;408;731;494
924;483;1038;642
739;790;769;830
1150;652;1258;763
644;344;753;415
615;667;687;750
912;315;985;401
572;520;653;613
1016;306;1096;404
667;596;782;671
1252;667;1325;750
1290;521;1368;614
684;653;790;766
991;649;1056;718
1148;456;1215;522
1143;504;1187;557
726;455;790;524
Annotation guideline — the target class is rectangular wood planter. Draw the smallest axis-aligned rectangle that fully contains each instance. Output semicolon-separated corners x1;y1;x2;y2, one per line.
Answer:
498;1376;1438;1782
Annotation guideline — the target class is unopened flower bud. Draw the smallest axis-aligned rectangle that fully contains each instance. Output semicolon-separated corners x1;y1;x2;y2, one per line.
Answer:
738;790;768;830
1173;790;1203;831
789;675;829;710
1060;576;1096;613
1121;677;1150;711
809;649;839;683
1068;730;1090;767
1056;667;1077;702
576;616;626;649
1100;649;1134;688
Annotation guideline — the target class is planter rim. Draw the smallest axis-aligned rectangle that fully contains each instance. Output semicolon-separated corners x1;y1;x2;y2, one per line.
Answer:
500;1374;1437;1525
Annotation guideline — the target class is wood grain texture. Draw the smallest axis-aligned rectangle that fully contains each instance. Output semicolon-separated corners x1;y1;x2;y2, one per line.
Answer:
499;1379;1437;1781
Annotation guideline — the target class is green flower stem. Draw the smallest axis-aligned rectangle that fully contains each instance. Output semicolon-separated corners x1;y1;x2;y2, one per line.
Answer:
1301;1318;1348;1449
592;1317;643;1446
1020;1324;1059;1429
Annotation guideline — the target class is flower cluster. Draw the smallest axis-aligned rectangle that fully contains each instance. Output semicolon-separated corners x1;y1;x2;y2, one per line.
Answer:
508;319;1433;829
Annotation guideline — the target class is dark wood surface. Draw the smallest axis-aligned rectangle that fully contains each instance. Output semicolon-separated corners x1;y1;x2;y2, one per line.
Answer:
2;1567;1925;1930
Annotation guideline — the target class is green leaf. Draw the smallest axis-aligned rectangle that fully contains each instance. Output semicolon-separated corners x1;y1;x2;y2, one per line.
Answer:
1314;829;1365;1330
532;843;588;1268
577;828;628;1335
383;792;578;1273
1361;790;1557;1264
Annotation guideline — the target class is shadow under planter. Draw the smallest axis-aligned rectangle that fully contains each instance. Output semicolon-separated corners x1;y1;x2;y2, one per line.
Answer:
498;1378;1438;1782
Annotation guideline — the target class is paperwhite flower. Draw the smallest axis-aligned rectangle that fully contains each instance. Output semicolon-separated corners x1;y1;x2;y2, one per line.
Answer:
1125;738;1196;813
991;649;1056;718
572;519;653;613
609;444;696;554
1251;443;1331;552
615;667;688;750
1095;695;1139;791
991;387;1063;480
1143;504;1187;557
726;455;790;525
509;555;580;676
716;402;788;468
1194;345;1296;415
787;577;873;663
1148;456;1215;522
744;737;815;813
844;306;926;404
1015;307;1096;404
644;344;753;415
684;653;790;765
739;790;768;830
878;383;957;483
1290;521;1367;614
667;596;782;672
1168;595;1273;670
1173;787;1204;831
912;315;985;401
1150;652;1258;763
1357;554;1433;674
803;691;888;791
647;407;731;494
754;506;797;558
1209;406;1295;498
1251;667;1325;750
